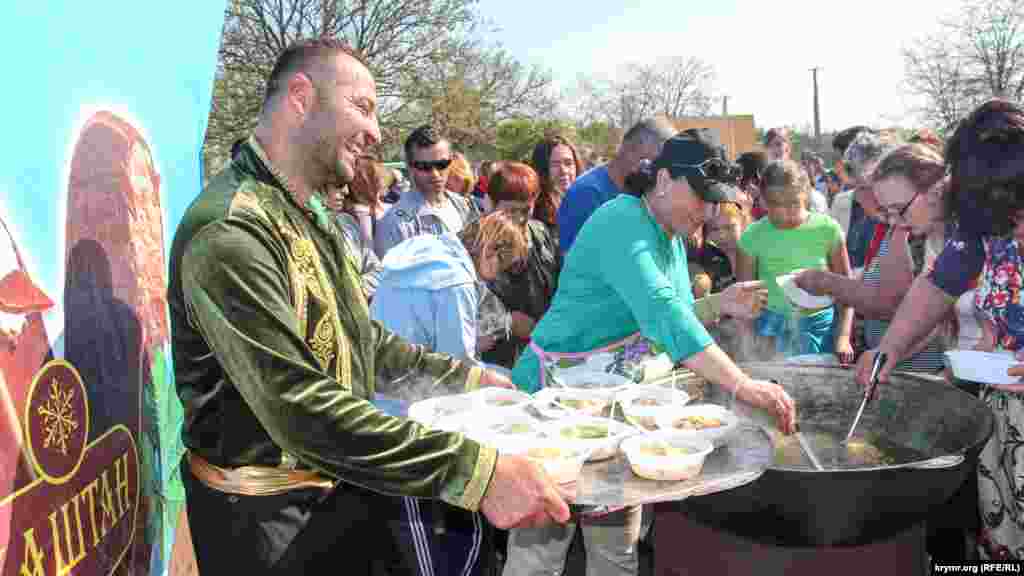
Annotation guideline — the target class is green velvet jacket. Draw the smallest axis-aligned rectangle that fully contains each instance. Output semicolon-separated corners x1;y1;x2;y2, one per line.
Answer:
167;138;495;511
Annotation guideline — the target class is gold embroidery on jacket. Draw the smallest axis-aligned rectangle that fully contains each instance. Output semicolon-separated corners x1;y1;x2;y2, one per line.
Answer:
311;314;336;370
248;140;351;385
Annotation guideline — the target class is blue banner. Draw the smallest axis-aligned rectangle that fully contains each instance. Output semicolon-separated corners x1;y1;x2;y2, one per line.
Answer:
0;3;225;574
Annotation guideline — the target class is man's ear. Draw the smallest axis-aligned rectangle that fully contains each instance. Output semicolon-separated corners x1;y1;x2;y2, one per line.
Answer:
286;73;315;118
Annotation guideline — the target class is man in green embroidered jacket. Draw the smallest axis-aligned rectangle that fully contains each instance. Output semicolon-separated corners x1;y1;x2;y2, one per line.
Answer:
169;39;569;575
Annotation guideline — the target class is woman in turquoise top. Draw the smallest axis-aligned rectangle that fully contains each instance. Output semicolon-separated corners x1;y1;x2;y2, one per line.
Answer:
505;130;797;576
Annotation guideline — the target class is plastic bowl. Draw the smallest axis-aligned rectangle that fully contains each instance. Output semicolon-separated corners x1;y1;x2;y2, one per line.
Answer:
534;387;613;418
555;369;633;394
777;272;833;310
476;387;533;410
544;416;638;462
506;437;591;485
407;393;478;432
621;433;714;482
465;411;544;451
945;350;1020;385
654;404;739;447
617;385;691;430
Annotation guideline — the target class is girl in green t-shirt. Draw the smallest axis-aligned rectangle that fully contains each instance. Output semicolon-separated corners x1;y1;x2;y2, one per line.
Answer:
736;160;855;362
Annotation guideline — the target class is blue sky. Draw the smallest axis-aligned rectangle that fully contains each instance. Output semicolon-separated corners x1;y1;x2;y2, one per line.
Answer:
479;0;963;132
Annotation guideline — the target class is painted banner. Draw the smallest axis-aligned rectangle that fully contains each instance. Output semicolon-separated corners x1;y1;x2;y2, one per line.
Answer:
0;2;226;574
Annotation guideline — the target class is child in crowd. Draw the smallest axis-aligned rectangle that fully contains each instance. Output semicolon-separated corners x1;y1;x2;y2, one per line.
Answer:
737;160;854;361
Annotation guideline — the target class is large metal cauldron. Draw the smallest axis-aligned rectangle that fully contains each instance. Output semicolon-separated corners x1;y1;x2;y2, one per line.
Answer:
668;362;994;547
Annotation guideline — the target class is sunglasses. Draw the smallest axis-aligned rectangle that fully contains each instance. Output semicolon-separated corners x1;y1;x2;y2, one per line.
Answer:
668;158;739;183
411;158;453;172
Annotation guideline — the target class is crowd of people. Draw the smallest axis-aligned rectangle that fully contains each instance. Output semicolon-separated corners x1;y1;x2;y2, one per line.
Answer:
170;36;1024;575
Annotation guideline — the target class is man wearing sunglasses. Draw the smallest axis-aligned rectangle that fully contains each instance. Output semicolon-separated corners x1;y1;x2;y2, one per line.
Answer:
374;125;480;259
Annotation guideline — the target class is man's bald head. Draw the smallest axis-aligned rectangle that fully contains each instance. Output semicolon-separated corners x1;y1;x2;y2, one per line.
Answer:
613;117;677;173
262;38;366;111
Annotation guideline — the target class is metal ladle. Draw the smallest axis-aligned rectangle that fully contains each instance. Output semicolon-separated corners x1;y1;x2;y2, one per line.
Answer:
770;378;824;471
844;353;887;444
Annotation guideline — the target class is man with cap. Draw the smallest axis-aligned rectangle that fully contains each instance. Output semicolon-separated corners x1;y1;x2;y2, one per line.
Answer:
505;130;797;576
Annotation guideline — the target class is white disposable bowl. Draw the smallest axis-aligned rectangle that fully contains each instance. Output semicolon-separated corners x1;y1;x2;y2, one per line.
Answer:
777;272;833;310
655;404;739;447
407;393;478;432
617;385;691;430
945;350;1020;385
543;416;638;462
621;433;714;482
505;437;591;485
465;411;544;451
556;369;633;394
534;387;613;418
475;387;533;410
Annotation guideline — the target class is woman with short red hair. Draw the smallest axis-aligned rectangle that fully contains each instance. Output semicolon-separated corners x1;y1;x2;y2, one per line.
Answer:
482;162;563;368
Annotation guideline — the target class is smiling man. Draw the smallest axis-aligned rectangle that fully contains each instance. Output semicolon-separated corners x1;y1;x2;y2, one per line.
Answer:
373;125;480;258
168;39;568;575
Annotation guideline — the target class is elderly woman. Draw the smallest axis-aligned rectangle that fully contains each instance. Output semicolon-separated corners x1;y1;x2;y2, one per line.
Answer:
505;130;797;576
857;99;1024;561
370;207;529;576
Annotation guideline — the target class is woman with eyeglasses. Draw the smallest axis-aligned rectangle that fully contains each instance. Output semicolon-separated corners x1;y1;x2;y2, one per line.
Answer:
794;143;950;373
369;207;529;576
736;160;855;363
504;130;796;576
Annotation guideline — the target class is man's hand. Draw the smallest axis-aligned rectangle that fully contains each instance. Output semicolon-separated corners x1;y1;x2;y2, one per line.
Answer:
735;378;797;434
719;281;768;320
479;454;571;530
793;269;832;297
480;369;515;389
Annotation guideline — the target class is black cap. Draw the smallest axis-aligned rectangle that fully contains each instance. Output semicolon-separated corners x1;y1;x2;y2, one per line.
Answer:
653;129;739;203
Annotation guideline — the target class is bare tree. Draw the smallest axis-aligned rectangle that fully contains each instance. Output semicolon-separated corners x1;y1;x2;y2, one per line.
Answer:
205;0;483;172
568;56;715;130
390;40;555;154
904;0;1024;131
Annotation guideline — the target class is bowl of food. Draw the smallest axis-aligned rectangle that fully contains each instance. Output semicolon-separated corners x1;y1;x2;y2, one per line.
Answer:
476;387;533;410
508;438;591;485
655;404;738;446
620;433;714;481
617;385;691;431
556;369;633;394
407;393;479;432
533;387;613;418
544;416;637;462
466;412;544;451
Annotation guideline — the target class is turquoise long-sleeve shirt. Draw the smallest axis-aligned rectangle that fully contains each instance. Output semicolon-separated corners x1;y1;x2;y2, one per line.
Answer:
511;194;713;393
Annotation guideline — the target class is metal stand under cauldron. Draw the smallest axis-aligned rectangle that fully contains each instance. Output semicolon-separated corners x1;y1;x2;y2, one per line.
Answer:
652;363;993;576
653;507;927;576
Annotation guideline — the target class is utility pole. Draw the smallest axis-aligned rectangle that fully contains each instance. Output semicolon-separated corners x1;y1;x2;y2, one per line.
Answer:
810;67;821;141
722;95;729;117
